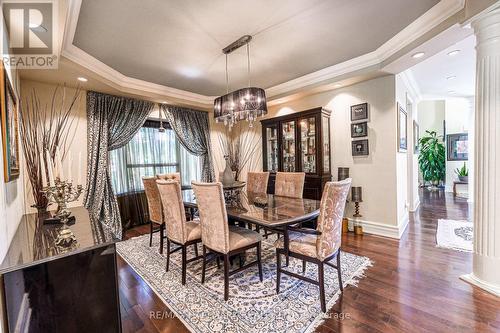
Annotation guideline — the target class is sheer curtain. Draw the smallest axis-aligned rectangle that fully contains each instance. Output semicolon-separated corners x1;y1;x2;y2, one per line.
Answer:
109;120;201;230
109;121;201;195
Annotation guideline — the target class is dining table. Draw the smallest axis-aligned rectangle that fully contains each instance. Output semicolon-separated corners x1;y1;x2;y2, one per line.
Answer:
181;189;321;265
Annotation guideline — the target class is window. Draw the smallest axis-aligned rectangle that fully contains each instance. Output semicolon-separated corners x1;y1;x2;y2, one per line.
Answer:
109;120;201;195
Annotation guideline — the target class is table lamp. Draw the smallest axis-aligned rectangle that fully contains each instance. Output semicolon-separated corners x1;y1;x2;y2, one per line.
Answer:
351;186;363;235
351;186;363;217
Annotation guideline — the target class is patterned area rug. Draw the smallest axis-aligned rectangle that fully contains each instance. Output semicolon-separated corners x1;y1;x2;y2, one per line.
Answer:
117;234;372;333
436;219;473;252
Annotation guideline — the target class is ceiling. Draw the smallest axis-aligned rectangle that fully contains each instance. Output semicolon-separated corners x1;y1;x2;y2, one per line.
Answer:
72;0;440;96
409;34;475;98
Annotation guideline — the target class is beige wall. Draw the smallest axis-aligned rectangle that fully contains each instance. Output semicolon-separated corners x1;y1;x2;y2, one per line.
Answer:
211;75;406;237
418;100;445;138
20;80;87;213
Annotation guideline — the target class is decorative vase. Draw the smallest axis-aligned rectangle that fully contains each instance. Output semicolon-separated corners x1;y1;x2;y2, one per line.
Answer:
222;156;235;185
459;176;468;183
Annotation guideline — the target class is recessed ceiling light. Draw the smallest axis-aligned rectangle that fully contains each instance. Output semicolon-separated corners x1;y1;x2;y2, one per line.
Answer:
77;77;88;82
446;76;457;80
448;90;456;94
447;50;460;56
161;101;167;104
412;52;425;59
334;83;342;88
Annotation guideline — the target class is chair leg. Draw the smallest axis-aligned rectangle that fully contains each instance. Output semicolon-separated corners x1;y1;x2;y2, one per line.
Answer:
201;245;207;284
302;260;306;273
223;254;230;301
166;239;171;272
276;249;281;293
149;221;153;247
257;242;263;282
159;223;164;254
337;250;343;292
238;254;244;268
181;246;187;285
256;225;260;233
318;262;326;313
216;256;221;269
194;243;198;257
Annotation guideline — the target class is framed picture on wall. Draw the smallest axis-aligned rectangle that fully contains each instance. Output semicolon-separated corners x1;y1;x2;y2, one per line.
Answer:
413;120;420;154
352;139;369;156
350;103;368;122
351;122;368;138
447;133;468;161
397;103;407;152
0;64;20;182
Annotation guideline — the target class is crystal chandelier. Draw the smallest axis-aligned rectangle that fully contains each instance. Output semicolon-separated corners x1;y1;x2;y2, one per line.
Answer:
214;35;267;129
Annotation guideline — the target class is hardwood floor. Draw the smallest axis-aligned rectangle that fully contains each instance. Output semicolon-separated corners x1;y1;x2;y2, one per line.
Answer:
118;190;500;332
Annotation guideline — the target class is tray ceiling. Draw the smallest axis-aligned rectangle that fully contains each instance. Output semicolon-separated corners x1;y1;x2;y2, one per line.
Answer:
73;0;440;96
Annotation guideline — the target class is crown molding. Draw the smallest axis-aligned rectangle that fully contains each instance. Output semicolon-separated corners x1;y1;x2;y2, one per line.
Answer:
61;0;465;107
399;69;423;103
62;0;214;106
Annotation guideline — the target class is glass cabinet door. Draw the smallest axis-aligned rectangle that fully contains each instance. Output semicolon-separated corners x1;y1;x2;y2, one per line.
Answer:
300;117;316;173
266;126;278;172
322;116;330;173
281;120;296;172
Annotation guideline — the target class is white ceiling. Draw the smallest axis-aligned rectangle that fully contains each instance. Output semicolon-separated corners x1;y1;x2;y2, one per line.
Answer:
409;34;476;98
72;0;439;96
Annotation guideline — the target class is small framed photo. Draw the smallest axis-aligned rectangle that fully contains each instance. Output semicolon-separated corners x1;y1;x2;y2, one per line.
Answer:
398;103;407;152
350;103;368;122
352;139;369;156
413;120;420;154
447;133;468;161
351;122;368;138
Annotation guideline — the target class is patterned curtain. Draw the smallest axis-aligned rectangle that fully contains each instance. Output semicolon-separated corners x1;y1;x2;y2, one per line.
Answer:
85;91;154;239
161;105;215;182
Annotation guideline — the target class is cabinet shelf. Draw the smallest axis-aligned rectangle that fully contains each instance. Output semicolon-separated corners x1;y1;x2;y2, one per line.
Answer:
261;107;332;200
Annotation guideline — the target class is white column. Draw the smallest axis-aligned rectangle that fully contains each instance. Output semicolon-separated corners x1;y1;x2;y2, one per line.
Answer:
461;7;500;296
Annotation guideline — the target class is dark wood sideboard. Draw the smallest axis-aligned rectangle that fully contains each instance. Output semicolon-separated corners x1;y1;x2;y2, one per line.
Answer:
0;207;121;333
261;107;332;200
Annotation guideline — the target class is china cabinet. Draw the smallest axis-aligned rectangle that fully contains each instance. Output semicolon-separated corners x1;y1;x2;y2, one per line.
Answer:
261;107;332;200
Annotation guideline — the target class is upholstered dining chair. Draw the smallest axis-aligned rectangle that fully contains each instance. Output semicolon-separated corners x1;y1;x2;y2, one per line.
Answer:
274;172;305;198
142;176;166;254
156;179;203;285
274;178;352;312
247;171;270;194
192;181;263;301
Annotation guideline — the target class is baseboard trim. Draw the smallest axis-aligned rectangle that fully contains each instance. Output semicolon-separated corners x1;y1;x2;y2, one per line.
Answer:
409;198;420;212
460;273;500;297
347;218;407;239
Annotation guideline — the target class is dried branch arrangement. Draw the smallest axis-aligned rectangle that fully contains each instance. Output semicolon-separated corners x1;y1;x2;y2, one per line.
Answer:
217;122;261;181
19;85;81;210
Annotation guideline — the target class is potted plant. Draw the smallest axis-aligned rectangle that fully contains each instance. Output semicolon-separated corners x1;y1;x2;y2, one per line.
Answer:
418;130;445;190
455;162;469;182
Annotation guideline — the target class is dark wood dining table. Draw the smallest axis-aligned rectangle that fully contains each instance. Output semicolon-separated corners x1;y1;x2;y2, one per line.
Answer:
181;190;321;264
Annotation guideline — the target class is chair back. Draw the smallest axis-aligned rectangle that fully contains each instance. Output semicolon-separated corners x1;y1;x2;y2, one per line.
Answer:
192;181;230;253
247;172;269;194
157;172;181;183
142;176;163;224
316;179;352;261
275;172;305;198
156;179;187;244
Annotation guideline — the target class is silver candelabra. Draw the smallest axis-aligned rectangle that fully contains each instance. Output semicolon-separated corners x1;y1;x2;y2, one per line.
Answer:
43;178;83;223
